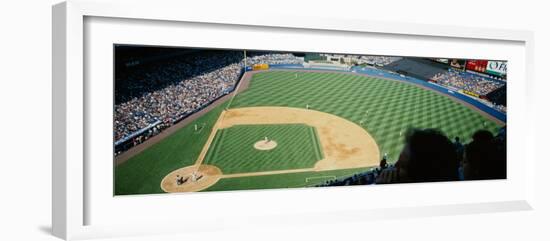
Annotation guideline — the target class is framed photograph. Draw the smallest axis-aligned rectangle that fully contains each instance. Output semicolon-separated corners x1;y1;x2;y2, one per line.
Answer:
52;0;535;240
113;45;509;195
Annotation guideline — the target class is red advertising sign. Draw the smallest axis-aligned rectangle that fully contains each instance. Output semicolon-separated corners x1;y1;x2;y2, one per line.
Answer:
465;60;488;73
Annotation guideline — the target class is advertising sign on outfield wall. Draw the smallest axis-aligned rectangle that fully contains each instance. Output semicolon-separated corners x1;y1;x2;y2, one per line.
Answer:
486;61;507;76
450;59;466;69
465;60;488;73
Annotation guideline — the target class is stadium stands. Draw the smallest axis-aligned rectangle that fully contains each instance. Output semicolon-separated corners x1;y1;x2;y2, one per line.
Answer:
114;62;241;141
245;53;303;65
115;50;244;104
114;51;303;155
431;69;505;96
359;56;402;66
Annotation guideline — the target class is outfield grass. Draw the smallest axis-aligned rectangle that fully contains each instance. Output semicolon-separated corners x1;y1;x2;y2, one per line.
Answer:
203;124;323;174
229;71;502;162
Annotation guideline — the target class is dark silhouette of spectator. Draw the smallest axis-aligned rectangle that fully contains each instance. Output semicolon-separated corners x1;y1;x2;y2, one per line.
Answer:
463;129;506;180
453;136;465;162
317;128;505;188
379;157;388;170
453;136;465;180
496;125;506;143
376;128;458;184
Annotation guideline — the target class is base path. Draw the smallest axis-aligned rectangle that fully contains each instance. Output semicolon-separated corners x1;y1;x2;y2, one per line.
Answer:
161;106;380;192
220;107;380;170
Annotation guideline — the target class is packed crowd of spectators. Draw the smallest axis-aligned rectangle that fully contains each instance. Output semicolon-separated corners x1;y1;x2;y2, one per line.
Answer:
245;53;303;65
115;51;244;104
431;69;505;96
479;98;507;113
316;126;506;187
114;62;241;142
114;52;303;154
494;105;507;113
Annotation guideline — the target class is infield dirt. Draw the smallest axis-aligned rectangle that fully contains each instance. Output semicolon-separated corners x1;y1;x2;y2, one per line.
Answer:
161;106;380;192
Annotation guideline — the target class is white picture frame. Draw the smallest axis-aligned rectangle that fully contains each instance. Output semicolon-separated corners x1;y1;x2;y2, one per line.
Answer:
52;0;535;240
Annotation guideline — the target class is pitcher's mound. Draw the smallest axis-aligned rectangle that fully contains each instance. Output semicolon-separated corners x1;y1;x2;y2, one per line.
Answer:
254;140;278;151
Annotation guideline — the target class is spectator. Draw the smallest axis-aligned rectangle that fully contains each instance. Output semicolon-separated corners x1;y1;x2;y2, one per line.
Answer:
316;128;505;187
453;137;464;162
379;157;388;170
376;128;459;184
463;130;506;180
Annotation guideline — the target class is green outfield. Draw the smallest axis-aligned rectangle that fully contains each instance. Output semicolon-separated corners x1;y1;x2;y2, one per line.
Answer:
230;71;501;162
114;70;503;195
203;124;323;174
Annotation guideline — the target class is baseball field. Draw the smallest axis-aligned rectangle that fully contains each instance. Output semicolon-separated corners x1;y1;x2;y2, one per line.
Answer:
114;70;503;195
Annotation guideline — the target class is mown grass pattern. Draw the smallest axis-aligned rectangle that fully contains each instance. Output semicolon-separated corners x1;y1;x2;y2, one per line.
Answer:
203;124;323;174
229;71;502;162
115;70;503;194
